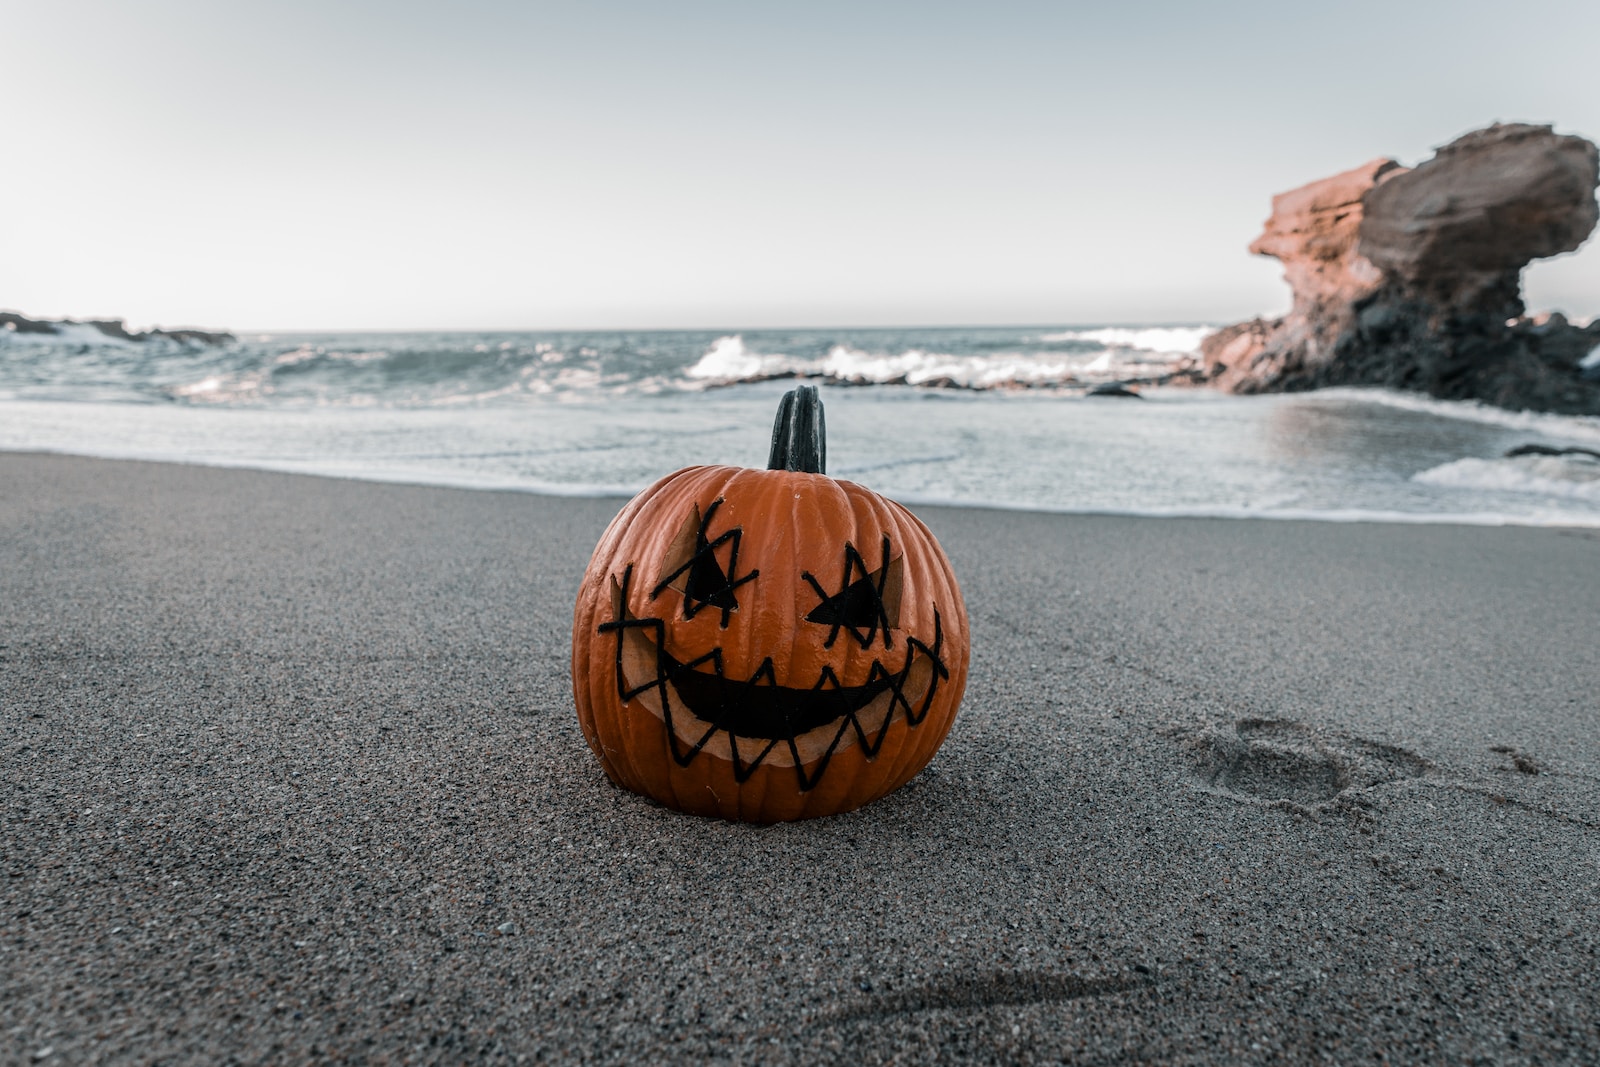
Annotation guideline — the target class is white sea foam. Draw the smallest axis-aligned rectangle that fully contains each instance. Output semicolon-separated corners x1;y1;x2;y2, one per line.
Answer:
1314;387;1600;445
1035;326;1211;354
171;376;226;398
1414;453;1600;501
168;369;272;403
273;345;320;367
0;323;136;347
684;335;1185;389
683;335;791;380
822;345;972;384
7;390;1600;528
1081;352;1114;374
883;491;1600;528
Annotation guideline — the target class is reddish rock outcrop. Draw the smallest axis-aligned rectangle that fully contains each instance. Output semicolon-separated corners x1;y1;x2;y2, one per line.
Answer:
1204;158;1405;393
1201;123;1600;413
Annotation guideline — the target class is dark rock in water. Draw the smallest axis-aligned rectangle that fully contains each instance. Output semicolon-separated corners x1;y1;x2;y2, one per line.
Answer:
0;310;233;345
1200;123;1600;414
1087;382;1143;398
0;311;61;335
1504;443;1600;460
85;318;138;341
145;326;235;345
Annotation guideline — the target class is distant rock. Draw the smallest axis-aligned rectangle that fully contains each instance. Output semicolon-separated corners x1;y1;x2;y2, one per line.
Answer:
1200;123;1600;414
0;310;233;345
0;311;61;335
145;325;235;345
1086;382;1143;398
1503;443;1600;460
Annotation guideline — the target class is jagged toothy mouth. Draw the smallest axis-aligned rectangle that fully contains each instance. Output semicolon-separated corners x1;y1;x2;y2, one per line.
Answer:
598;565;950;783
656;646;900;741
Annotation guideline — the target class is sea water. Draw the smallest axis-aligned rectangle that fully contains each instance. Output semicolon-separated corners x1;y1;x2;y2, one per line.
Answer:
3;324;1599;526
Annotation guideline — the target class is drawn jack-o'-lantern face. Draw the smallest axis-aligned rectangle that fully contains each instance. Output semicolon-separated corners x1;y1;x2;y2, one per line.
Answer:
571;388;969;822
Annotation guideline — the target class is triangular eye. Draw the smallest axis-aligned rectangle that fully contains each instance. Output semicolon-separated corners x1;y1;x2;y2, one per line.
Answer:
651;499;759;627
806;575;881;630
684;544;739;611
803;539;902;649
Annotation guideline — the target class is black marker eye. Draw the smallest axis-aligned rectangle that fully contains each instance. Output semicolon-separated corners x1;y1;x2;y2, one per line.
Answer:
803;538;901;649
651;498;758;627
806;576;881;631
683;543;740;614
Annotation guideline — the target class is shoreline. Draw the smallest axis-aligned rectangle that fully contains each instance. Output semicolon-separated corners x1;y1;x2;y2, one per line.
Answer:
5;445;1600;531
4;452;1597;1063
5;376;1600;530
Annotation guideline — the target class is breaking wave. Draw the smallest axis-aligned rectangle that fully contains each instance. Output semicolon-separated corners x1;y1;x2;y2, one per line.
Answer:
2;324;1217;405
2;322;138;347
682;329;1203;390
682;335;791;381
1318;387;1600;445
1414;452;1600;501
1033;326;1211;354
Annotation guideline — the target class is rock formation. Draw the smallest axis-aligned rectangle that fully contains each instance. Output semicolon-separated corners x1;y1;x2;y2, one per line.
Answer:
0;310;233;345
1200;123;1600;413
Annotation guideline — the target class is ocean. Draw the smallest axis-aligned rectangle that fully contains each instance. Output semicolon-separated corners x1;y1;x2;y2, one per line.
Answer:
4;323;1600;526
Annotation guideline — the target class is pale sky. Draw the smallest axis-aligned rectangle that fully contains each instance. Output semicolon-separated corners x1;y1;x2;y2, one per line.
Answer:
5;0;1599;331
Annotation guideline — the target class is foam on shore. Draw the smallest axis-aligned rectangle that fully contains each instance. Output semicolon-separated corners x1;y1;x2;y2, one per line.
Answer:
1415;452;1600;501
682;330;1200;388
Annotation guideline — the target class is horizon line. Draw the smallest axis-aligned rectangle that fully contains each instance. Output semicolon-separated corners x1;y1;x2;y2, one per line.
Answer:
6;308;1225;336
219;319;1223;335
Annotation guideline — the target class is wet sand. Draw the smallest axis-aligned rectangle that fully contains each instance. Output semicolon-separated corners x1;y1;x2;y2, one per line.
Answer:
3;451;1597;1064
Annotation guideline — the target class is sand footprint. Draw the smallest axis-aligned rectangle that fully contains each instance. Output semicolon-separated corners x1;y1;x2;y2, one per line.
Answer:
818;969;1154;1026
1187;718;1433;813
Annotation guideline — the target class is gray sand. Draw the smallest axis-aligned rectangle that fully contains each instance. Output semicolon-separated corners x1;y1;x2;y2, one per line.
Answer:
3;452;1597;1064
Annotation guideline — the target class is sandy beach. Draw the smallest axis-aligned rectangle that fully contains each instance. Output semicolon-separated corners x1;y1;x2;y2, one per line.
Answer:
3;450;1597;1064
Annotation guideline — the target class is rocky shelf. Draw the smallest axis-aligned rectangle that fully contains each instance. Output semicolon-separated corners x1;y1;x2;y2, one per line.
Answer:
1;310;233;346
1199;123;1600;414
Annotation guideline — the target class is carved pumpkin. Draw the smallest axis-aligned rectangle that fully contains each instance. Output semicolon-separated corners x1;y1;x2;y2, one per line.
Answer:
571;386;969;822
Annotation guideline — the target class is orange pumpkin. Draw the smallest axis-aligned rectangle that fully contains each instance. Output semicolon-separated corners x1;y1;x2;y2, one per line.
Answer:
571;386;969;822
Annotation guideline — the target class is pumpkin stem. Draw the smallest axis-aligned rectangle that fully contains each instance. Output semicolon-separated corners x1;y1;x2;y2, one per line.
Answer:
767;385;827;474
